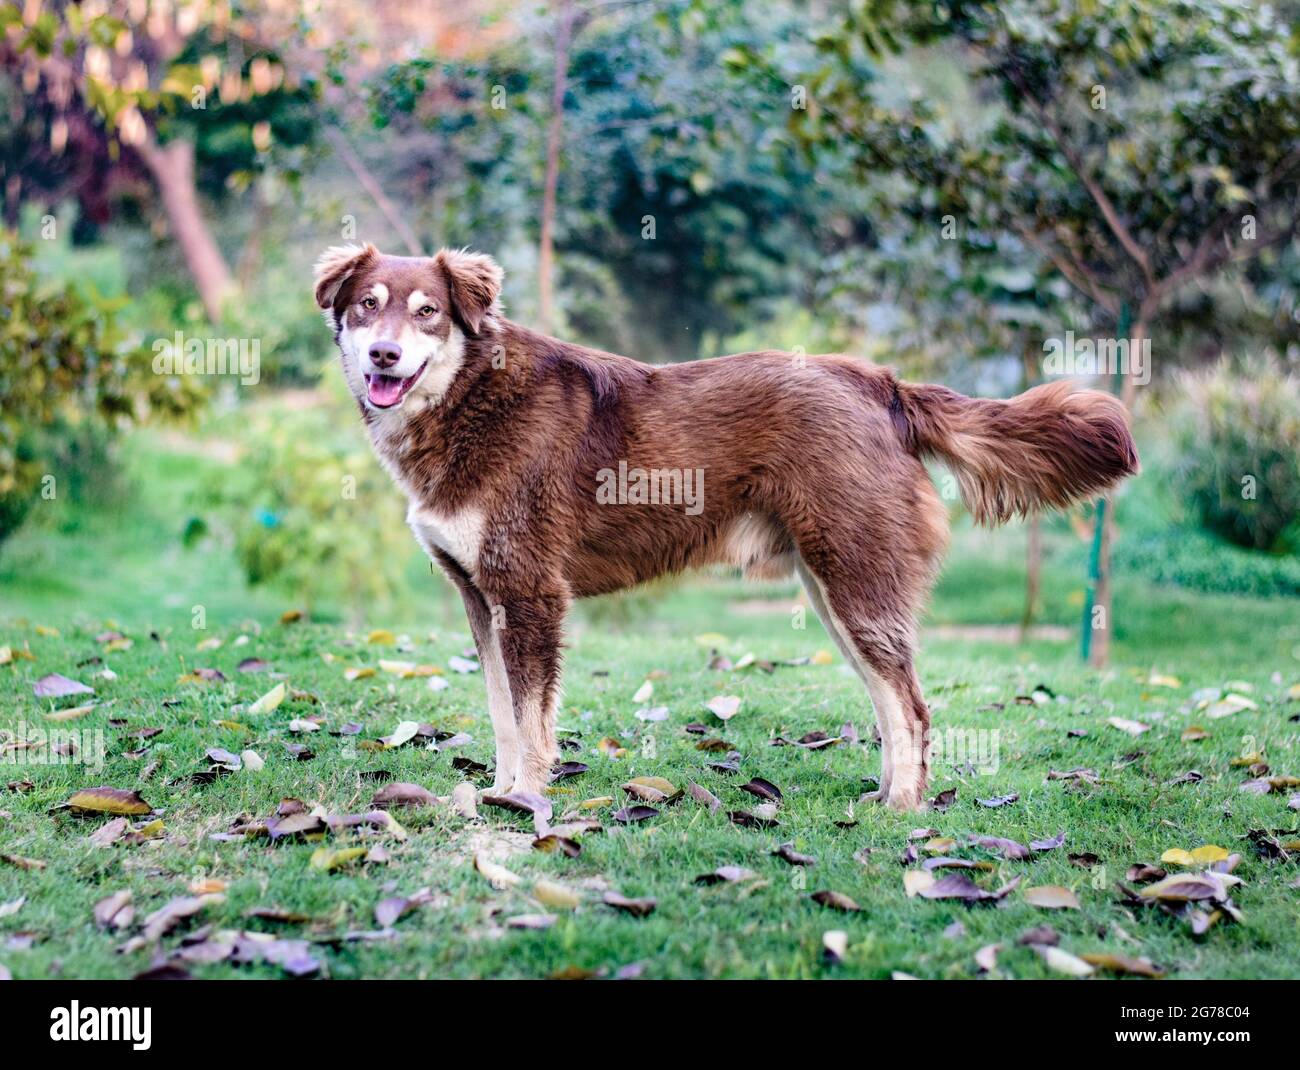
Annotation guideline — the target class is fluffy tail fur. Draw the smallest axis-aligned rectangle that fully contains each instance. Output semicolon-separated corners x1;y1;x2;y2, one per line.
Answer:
896;379;1139;524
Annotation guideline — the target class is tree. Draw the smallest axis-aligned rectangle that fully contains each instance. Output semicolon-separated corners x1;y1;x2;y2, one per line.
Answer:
1;2;319;322
778;0;1300;664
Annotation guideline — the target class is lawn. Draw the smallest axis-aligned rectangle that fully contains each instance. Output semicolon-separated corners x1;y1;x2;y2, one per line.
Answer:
1;435;1298;980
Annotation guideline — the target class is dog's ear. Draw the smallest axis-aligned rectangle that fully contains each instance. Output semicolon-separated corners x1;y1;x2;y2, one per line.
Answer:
314;243;378;312
435;248;503;335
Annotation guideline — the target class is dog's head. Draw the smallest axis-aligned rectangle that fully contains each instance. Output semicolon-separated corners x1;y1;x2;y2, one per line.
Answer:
314;245;502;414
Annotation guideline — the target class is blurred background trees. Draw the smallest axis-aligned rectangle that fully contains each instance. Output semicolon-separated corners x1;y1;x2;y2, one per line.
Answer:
1;0;1297;651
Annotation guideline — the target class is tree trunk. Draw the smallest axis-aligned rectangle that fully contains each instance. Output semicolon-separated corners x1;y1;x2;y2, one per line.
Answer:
136;135;234;323
1088;318;1146;668
537;0;573;335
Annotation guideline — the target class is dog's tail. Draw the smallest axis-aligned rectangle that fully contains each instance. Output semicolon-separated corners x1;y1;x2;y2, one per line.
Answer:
895;378;1139;524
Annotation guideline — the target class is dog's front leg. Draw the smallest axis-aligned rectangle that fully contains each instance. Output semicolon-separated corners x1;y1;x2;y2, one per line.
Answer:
435;553;519;794
489;588;568;796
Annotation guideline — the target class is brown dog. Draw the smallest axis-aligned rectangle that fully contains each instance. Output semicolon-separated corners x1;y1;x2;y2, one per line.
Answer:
315;244;1138;810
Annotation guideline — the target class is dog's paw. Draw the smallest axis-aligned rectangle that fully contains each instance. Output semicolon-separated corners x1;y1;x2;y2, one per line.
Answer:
885;786;926;813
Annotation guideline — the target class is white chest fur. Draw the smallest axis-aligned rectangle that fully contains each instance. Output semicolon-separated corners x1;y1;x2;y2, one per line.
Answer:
407;502;485;575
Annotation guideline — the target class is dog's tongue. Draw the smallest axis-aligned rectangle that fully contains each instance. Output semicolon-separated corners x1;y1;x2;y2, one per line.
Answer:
367;374;405;408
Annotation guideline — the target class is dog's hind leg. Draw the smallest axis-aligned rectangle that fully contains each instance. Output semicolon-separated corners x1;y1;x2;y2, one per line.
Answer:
435;552;519;794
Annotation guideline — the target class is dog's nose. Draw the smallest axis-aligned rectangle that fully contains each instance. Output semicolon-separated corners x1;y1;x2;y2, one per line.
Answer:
369;340;401;369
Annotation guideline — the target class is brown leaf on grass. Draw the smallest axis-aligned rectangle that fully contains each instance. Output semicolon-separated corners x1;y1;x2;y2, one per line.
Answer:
621;776;679;803
974;943;1000;972
613;805;659;824
88;817;129;848
375;888;433;928
483;791;554;827
134;964;191;981
237;658;271;673
810;890;860;912
33;673;94;698
739;777;783;803
929;788;957;811
971;835;1031;861
822;930;848;964
1138;873;1231;902
602;891;657;917
1046;767;1099;784
1017;925;1059;946
533;835;582;858
728;809;779;830
686;781;722;813
283;743;315;761
266;811;327;841
370;782;438;809
976;793;1019;808
773;842;816;866
506;913;556;930
551;761;588;780
206;748;242;772
1023;885;1080;910
1126;863;1167;883
1069;852;1101;868
696;737;734;753
140;894;223;942
1030;831;1067;852
695;866;757;885
1;853;45;871
244;906;315;924
64;787;152;816
918;873;1022;902
1081;952;1166;978
922;857;995;872
93;890;134;930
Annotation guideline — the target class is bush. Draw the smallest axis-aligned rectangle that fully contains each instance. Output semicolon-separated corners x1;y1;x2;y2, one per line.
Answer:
1167;357;1300;552
198;393;414;617
1121;528;1300;599
0;230;205;546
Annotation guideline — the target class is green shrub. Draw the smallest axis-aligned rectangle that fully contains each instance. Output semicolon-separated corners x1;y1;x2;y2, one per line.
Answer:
198;393;414;617
1121;528;1300;599
1167;357;1300;552
0;230;205;546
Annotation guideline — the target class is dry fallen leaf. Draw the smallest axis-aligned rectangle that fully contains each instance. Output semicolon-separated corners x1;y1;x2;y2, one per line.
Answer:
1035;945;1095;976
65;787;152;816
247;682;286;714
705;695;741;721
1023;885;1081;910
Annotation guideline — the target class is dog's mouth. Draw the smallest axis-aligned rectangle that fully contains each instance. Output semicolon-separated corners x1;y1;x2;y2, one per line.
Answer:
365;361;428;409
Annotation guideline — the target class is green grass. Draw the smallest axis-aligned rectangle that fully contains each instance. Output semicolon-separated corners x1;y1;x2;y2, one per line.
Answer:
1;435;1298;980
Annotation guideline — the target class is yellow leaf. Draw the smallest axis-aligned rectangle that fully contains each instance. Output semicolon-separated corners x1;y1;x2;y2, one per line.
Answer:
379;659;416;676
45;704;95;722
580;796;614;809
66;787;152;816
367;629;397;645
247;682;286;714
1147;672;1181;688
133;819;165;839
280;609;303;624
1181;726;1209;742
694;632;729;647
1160;848;1195;866
1023;885;1080;909
474;852;521;888
103;638;133;653
345;667;376;681
310;847;366;871
213;720;249;733
903;870;935;898
1189;845;1230;864
189;877;227;894
533;879;580;910
811;649;834;666
35;624;60;637
923;837;956;854
196;637;222;651
626;776;676;795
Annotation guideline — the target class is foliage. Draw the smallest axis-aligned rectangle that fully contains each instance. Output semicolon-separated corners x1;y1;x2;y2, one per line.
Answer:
199;396;413;615
1166;356;1300;551
0;230;203;545
1122;527;1300;598
755;0;1300;366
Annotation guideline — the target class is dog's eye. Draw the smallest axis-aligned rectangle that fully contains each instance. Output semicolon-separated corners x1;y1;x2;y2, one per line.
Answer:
361;296;378;310
417;305;437;318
